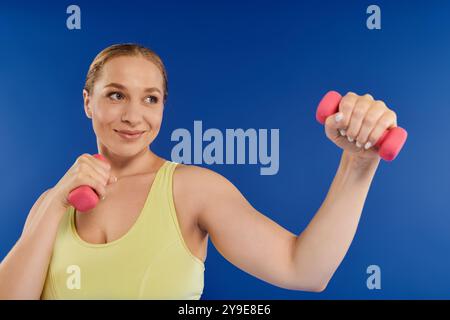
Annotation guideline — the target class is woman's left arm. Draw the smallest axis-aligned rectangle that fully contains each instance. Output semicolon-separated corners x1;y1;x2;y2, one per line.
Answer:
190;92;397;292
290;150;380;292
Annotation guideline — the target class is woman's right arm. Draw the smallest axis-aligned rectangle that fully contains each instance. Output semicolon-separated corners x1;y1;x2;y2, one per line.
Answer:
0;154;113;300
0;189;68;299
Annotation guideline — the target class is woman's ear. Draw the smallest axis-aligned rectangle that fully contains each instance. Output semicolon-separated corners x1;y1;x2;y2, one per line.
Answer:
83;89;92;119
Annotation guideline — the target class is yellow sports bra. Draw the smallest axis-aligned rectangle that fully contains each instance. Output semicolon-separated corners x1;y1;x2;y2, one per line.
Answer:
41;160;205;299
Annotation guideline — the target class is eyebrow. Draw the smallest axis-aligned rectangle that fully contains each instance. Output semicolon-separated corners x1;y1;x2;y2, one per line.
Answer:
104;82;162;95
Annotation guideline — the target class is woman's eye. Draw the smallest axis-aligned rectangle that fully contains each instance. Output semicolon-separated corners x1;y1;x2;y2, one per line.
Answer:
145;96;159;104
108;92;123;101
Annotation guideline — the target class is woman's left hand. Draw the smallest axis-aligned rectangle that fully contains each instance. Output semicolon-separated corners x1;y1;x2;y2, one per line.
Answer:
324;92;398;161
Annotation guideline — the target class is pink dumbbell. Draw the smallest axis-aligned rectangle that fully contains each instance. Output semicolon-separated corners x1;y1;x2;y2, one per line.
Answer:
316;91;408;161
68;153;108;212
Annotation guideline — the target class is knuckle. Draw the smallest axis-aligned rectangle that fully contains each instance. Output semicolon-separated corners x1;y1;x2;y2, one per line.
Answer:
352;108;364;119
76;154;89;164
389;110;397;120
352;107;366;118
363;115;377;126
339;97;355;111
78;162;88;172
339;100;353;114
363;93;373;100
383;119;393;128
325;115;335;126
373;100;387;109
356;98;371;108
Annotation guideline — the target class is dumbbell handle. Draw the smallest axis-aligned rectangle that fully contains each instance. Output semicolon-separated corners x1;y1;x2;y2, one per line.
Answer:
67;153;108;212
316;91;407;161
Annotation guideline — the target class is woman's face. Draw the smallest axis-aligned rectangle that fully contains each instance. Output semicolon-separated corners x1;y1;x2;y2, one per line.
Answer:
83;55;165;158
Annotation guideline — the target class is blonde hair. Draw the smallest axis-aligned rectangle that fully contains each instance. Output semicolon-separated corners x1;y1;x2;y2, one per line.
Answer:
84;43;168;103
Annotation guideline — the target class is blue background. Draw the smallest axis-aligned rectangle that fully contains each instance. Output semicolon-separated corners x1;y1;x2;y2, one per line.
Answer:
1;0;449;299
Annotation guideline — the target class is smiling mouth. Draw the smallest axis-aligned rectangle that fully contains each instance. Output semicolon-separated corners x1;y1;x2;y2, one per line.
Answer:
114;130;145;140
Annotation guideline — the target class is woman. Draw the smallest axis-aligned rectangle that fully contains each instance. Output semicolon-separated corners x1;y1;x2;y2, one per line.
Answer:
0;43;399;299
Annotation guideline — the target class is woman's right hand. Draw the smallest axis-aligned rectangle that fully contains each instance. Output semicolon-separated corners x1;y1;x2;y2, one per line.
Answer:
50;154;116;209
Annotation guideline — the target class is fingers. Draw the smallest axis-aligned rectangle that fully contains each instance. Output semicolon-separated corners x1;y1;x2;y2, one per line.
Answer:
355;101;387;148
74;154;117;200
345;94;373;143
327;92;397;151
77;154;115;185
367;110;397;148
336;92;359;136
73;171;107;200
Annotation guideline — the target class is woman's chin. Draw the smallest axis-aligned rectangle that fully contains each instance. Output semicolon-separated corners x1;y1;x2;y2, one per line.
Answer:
102;142;145;158
100;133;155;157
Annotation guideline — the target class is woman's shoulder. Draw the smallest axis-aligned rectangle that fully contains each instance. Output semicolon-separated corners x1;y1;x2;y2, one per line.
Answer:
172;162;231;189
171;162;239;209
171;163;246;235
173;164;240;205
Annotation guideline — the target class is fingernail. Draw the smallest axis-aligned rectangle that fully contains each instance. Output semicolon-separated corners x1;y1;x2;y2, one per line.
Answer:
347;136;354;142
339;129;346;136
334;112;343;123
356;141;362;148
364;142;372;150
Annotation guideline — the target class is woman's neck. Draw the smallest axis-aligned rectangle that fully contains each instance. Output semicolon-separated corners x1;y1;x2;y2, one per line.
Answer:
98;147;164;180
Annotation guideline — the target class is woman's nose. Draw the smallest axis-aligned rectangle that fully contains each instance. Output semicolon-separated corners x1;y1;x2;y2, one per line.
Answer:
120;101;143;124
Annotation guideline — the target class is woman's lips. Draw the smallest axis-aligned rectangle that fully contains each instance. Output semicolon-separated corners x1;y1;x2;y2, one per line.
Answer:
114;130;144;140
